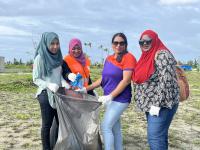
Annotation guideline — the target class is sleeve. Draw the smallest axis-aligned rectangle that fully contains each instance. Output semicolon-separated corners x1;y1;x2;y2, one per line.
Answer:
87;76;95;96
123;53;137;71
154;50;177;106
32;55;48;89
62;60;71;82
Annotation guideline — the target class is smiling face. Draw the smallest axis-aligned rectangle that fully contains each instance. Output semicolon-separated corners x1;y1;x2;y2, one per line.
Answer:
71;44;82;58
49;38;60;54
139;35;152;51
112;36;126;54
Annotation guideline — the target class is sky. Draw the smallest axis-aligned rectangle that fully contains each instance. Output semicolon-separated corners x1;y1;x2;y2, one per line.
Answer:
0;0;200;64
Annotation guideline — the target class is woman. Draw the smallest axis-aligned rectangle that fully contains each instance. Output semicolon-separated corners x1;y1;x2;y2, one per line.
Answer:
62;38;95;95
33;32;69;150
132;30;179;150
81;33;137;150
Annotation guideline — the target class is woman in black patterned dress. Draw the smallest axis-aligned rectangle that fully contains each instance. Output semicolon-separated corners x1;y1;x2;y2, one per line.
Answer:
132;30;179;150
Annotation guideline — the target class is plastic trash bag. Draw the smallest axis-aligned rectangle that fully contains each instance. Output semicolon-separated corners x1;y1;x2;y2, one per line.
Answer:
52;88;102;150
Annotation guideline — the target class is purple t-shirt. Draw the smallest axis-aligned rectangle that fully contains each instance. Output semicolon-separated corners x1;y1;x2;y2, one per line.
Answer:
101;53;136;103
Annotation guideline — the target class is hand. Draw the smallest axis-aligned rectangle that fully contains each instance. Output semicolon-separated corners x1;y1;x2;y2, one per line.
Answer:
47;83;59;93
98;95;113;106
68;73;76;82
149;105;160;116
61;80;70;89
75;87;87;94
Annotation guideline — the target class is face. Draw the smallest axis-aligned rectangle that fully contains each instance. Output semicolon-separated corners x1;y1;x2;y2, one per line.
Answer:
72;44;82;58
49;38;60;54
139;35;152;51
112;36;126;54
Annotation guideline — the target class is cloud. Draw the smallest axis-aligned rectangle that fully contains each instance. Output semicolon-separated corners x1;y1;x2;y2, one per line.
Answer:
0;0;200;62
159;0;200;5
189;19;200;24
0;25;31;36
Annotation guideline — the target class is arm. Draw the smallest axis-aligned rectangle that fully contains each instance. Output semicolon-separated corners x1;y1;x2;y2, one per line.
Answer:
32;55;47;89
61;74;70;89
86;77;102;91
155;50;176;106
110;53;136;98
98;70;133;105
33;55;61;93
148;51;175;116
62;60;71;82
87;76;95;96
110;70;132;98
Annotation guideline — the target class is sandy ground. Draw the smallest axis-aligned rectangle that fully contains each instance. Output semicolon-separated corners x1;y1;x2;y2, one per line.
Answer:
0;91;200;150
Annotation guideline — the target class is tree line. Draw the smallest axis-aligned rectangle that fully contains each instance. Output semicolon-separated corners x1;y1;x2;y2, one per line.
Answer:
5;57;200;69
6;58;33;66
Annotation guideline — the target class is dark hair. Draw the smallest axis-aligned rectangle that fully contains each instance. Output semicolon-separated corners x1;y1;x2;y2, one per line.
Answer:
111;33;128;62
111;32;128;50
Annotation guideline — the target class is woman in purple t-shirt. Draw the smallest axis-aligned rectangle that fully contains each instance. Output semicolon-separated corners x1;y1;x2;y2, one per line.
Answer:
78;33;136;150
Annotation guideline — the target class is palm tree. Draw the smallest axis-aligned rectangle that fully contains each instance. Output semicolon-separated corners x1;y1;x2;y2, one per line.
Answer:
103;48;109;56
31;32;37;50
84;42;92;57
98;45;105;65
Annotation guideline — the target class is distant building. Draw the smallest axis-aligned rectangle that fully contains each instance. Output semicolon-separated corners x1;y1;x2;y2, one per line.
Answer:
180;65;192;71
0;56;5;72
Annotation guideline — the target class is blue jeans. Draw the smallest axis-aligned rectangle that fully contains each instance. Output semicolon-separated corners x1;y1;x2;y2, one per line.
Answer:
146;103;179;150
101;101;129;150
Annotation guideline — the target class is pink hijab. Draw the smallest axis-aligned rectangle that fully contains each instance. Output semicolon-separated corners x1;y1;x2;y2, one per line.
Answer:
69;38;86;66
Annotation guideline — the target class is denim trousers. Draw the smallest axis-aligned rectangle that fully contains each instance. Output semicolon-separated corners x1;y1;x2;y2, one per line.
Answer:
37;90;59;150
146;103;179;150
101;100;129;150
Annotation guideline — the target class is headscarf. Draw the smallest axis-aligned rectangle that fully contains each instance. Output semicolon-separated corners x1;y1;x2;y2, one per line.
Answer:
34;32;63;77
68;38;86;66
133;30;169;84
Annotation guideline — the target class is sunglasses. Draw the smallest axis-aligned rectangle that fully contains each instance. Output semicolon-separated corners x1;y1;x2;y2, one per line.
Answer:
139;39;152;46
112;41;126;46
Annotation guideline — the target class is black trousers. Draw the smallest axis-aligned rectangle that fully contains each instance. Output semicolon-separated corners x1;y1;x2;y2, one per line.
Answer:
37;90;59;150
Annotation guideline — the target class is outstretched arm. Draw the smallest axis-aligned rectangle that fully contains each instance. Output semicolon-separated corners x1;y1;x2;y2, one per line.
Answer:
86;77;102;91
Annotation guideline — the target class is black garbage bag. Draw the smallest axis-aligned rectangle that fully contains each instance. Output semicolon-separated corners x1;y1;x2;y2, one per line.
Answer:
52;88;102;150
50;118;58;150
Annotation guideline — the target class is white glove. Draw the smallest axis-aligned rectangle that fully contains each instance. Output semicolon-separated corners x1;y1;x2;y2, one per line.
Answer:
61;80;70;89
47;83;59;93
149;105;160;116
98;95;113;106
93;90;99;98
75;87;87;94
68;73;76;82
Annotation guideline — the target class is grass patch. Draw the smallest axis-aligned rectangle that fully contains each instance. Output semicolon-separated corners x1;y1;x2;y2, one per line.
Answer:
0;68;200;149
5;64;32;69
0;73;36;93
90;67;102;81
191;99;200;110
15;113;31;120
